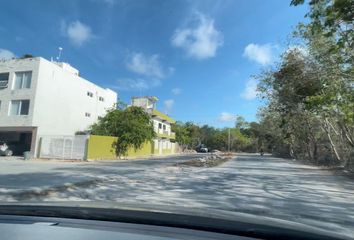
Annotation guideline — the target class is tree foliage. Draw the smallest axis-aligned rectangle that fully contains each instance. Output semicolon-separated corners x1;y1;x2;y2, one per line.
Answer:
172;121;255;152
90;106;155;157
254;0;354;168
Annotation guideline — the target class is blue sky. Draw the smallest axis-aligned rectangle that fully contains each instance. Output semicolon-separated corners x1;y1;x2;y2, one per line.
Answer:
0;0;308;127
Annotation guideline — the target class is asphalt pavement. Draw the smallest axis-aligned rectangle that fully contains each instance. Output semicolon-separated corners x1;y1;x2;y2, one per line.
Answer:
0;153;353;237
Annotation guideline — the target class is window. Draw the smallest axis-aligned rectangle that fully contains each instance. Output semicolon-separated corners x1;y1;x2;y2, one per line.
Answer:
0;73;9;90
9;100;30;116
85;112;91;117
13;71;32;89
99;96;104;102
158;123;162;129
163;124;166;130
87;91;93;97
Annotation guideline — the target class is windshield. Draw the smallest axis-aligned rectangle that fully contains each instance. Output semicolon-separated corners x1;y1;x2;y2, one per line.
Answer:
0;0;353;239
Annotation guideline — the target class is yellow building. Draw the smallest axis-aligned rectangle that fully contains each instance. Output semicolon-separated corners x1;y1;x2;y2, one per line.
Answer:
131;96;176;155
86;96;177;160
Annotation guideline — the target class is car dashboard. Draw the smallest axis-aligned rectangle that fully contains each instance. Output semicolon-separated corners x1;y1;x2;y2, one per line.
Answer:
0;215;256;240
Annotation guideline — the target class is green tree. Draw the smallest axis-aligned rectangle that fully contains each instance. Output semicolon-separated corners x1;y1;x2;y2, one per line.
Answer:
247;0;354;168
290;0;354;167
235;116;248;129
20;54;34;59
184;122;202;149
90;106;155;157
172;121;190;150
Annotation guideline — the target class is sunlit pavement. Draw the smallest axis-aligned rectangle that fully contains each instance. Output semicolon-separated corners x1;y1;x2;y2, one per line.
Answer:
0;153;354;237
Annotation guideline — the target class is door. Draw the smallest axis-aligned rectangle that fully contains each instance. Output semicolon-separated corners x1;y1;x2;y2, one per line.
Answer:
158;140;162;155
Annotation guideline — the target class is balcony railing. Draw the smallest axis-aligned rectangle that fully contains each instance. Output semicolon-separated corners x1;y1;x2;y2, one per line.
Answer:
170;132;176;140
156;131;176;140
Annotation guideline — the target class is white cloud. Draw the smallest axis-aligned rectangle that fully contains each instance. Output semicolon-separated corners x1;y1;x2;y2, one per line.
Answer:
114;78;160;91
241;78;258;100
243;43;276;65
164;99;175;114
171;13;223;60
218;112;237;122
64;21;93;46
0;49;15;60
171;88;182;95
126;52;172;79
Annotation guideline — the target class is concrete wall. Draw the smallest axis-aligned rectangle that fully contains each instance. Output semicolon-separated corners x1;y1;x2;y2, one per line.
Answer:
0;58;40;127
0;57;117;134
87;135;117;159
87;135;174;160
33;58;117;136
127;140;154;157
0;57;118;156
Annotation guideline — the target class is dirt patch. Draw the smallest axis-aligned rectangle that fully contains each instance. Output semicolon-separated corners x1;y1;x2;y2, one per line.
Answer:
175;153;234;167
5;179;104;201
293;159;354;179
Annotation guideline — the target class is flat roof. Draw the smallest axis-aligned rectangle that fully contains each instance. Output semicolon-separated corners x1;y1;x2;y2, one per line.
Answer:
152;109;176;124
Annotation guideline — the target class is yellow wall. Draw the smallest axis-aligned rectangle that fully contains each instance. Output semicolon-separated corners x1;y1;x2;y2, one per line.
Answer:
87;135;117;159
127;140;154;157
87;135;156;160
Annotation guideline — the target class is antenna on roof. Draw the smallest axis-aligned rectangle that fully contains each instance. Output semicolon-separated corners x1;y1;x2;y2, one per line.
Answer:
56;47;63;61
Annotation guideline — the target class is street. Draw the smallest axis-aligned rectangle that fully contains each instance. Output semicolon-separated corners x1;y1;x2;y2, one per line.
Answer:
0;154;354;237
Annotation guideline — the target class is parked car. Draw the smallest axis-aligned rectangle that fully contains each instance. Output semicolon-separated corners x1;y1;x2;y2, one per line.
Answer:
196;144;208;153
0;141;13;156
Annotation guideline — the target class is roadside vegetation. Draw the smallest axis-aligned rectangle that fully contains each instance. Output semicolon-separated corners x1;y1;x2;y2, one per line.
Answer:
254;0;353;169
175;0;354;170
172;118;265;153
88;0;352;170
90;103;155;157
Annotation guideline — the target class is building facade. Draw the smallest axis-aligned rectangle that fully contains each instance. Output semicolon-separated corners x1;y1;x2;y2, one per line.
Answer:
131;96;176;155
0;57;117;156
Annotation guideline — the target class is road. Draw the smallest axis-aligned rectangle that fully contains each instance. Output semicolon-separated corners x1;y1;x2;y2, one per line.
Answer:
0;153;354;237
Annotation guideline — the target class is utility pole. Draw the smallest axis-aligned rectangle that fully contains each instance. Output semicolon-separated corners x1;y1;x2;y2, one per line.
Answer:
228;128;231;152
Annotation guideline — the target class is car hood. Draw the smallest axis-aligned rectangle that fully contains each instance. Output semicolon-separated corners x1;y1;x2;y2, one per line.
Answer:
0;201;351;240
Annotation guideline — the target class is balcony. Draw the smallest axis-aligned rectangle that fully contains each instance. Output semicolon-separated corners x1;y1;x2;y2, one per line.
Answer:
156;130;176;140
170;132;175;140
151;109;176;124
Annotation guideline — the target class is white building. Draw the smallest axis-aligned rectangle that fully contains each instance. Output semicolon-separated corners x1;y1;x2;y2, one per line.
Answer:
0;57;117;156
131;96;176;155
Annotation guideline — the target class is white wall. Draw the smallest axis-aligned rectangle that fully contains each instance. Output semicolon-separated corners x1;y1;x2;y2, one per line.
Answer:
0;57;117;156
132;97;155;110
33;57;117;136
152;117;175;154
152;118;172;135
